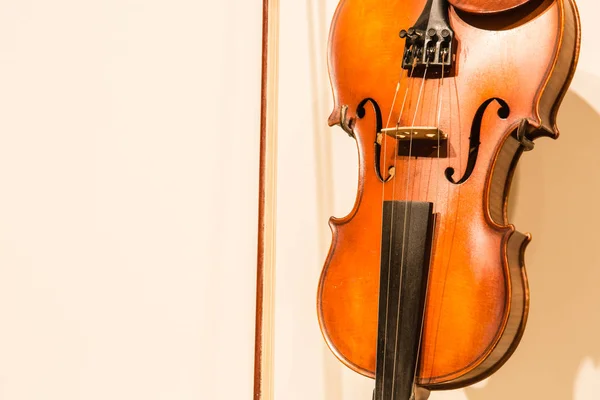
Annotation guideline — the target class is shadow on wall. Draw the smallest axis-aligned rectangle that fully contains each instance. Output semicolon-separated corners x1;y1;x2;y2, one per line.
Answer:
465;89;600;399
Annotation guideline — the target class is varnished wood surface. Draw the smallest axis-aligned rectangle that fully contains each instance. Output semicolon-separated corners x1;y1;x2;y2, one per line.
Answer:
318;0;580;389
449;0;533;14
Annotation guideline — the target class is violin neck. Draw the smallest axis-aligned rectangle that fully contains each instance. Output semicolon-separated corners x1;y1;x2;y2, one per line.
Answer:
374;201;434;400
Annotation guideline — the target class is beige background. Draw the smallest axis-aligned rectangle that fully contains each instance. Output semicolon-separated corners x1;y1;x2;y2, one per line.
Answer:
0;0;596;399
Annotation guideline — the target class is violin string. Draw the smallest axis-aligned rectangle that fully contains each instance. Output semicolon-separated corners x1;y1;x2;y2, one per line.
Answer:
418;65;446;383
424;75;438;204
384;63;417;400
391;63;429;399
379;56;414;400
430;71;462;378
428;75;461;378
435;67;445;212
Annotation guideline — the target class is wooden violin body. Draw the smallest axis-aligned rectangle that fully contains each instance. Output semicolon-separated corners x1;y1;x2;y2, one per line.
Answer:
317;0;580;392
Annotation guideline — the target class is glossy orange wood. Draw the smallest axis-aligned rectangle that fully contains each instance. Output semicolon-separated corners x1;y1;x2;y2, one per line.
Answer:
317;0;580;389
449;0;533;14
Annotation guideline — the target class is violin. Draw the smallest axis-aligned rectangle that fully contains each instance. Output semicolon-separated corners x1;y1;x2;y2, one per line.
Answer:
317;0;580;399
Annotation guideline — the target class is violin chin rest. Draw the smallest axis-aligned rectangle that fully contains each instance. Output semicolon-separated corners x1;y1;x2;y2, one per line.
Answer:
447;0;535;15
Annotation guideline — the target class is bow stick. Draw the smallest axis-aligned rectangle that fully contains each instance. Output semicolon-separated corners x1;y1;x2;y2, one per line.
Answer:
253;0;279;399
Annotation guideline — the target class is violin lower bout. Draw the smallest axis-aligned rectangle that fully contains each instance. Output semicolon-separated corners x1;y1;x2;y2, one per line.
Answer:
317;135;531;388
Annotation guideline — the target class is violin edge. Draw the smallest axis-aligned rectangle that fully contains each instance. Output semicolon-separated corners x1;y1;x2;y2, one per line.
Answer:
535;0;581;139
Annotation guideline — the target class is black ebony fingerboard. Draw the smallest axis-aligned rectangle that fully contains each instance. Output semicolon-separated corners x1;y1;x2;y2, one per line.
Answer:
373;201;434;400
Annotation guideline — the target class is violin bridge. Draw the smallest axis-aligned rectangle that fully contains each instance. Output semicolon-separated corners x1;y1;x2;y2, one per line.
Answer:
380;126;448;158
381;126;447;141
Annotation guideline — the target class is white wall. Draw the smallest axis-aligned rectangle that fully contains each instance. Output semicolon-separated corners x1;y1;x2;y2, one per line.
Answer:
0;0;596;399
0;0;261;399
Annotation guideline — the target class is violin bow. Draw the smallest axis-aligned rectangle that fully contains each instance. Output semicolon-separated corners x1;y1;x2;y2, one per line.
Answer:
254;0;279;399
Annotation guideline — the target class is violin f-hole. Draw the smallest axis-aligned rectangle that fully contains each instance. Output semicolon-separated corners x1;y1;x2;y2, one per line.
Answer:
445;97;510;184
356;98;395;183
